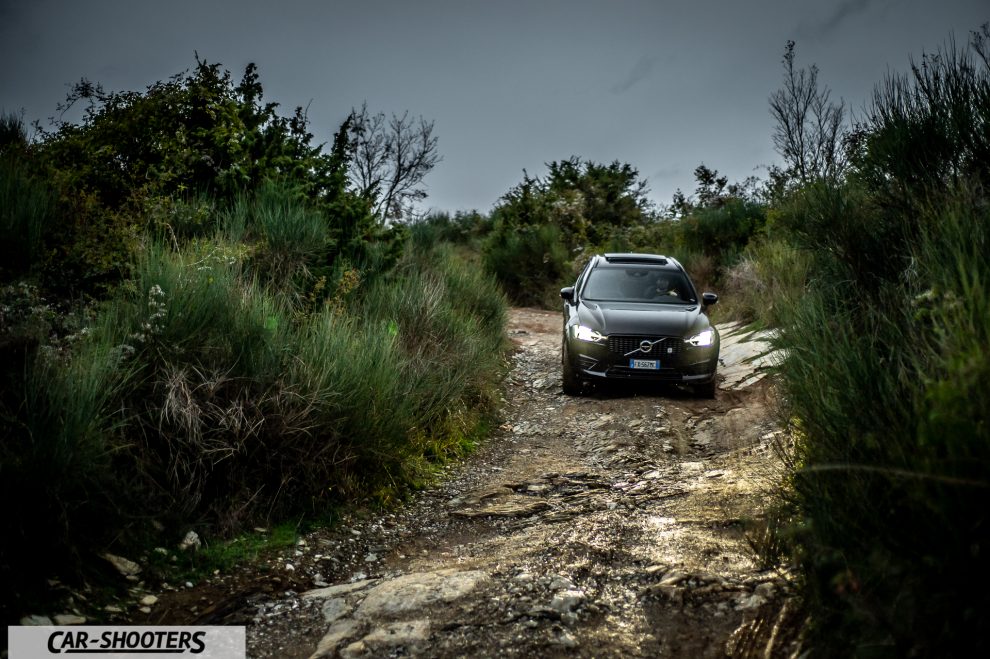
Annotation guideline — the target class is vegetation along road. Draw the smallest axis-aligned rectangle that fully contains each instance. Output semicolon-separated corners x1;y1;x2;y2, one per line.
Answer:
138;308;796;657
6;25;990;657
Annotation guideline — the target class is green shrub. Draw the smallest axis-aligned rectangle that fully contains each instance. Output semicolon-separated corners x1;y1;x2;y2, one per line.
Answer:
719;240;811;326
222;179;330;288
248;180;328;256
853;27;990;215
409;211;491;249
677;197;766;270
779;203;990;655
482;158;658;305
763;31;990;656
602;220;676;255
273;243;509;502
776;29;990;653
144;195;218;242
1;235;508;615
130;242;282;376
0;153;56;280
1;304;136;616
483;222;570;306
783;180;908;297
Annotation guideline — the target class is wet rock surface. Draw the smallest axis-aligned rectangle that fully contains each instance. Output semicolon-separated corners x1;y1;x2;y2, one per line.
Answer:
135;309;798;657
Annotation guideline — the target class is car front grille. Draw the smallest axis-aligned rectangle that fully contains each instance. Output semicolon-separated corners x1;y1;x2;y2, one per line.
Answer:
607;335;684;360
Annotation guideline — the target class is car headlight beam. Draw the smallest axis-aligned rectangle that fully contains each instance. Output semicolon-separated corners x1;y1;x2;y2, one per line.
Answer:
572;325;606;343
686;328;715;347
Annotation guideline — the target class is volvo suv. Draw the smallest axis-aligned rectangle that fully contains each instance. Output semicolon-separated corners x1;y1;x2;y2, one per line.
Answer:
560;253;720;397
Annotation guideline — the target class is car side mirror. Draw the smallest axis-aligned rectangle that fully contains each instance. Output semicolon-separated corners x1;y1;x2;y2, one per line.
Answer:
560;286;575;302
702;292;719;306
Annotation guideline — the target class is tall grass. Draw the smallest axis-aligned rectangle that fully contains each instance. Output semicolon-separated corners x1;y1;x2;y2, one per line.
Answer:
1;308;136;613
351;244;508;471
483;222;570;307
0;155;55;278
777;201;990;655
766;31;990;654
719;240;811;326
221;179;329;286
1;218;508;614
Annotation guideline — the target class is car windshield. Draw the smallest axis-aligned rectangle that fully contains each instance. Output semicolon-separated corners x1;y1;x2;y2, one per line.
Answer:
582;265;697;304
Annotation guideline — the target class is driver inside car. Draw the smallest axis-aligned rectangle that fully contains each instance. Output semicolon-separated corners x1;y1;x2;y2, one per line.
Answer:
645;276;680;300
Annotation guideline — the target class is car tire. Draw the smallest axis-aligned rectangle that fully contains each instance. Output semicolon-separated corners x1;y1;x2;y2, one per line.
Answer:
562;340;582;395
695;377;717;399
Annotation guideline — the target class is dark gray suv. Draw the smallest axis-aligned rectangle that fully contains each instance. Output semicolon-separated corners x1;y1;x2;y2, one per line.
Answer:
560;253;720;397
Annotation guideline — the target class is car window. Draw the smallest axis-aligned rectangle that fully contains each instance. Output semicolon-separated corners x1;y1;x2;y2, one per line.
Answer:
582;266;696;304
574;260;591;292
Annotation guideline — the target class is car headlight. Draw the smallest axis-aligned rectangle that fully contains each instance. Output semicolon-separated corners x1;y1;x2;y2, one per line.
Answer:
571;325;606;343
686;328;715;347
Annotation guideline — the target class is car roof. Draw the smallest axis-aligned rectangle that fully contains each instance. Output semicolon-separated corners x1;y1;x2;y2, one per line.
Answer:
598;253;683;271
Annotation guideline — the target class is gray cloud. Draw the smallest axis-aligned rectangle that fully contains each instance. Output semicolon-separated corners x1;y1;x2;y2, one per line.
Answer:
1;0;985;213
796;0;880;40
611;54;658;94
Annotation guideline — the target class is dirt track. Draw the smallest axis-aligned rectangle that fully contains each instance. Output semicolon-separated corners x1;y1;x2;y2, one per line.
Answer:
142;308;797;657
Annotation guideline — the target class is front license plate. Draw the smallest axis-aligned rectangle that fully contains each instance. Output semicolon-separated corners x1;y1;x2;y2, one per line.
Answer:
629;359;660;370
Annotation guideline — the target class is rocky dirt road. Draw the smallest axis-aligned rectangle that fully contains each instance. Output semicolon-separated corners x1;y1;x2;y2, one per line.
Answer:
142;308;798;657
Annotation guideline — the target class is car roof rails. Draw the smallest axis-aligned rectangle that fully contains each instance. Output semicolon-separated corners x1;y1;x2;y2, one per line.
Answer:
603;253;669;265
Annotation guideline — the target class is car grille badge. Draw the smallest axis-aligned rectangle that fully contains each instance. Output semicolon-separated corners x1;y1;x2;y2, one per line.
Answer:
625;338;663;358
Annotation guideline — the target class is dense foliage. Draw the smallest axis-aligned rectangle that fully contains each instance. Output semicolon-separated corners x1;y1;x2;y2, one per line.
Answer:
0;60;506;620
480;158;766;307
772;30;990;655
3;28;988;654
4;58;400;297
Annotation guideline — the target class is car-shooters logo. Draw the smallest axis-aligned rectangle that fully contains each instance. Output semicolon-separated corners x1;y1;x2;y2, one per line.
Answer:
8;626;245;658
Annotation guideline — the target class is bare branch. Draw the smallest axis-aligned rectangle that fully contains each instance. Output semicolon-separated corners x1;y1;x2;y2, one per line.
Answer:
769;41;847;185
348;103;441;222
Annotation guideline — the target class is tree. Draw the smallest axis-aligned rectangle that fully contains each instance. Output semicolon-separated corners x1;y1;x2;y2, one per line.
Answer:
666;164;761;217
38;57;346;206
349;102;441;222
25;58;378;295
769;41;847;184
544;157;653;243
692;164;728;208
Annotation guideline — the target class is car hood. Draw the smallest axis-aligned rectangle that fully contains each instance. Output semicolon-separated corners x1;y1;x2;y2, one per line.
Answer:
577;300;709;337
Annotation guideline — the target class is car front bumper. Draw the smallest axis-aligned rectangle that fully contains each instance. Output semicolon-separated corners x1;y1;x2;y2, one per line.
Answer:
566;334;719;384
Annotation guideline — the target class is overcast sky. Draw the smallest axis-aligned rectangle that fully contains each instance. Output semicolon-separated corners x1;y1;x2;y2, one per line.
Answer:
1;0;986;213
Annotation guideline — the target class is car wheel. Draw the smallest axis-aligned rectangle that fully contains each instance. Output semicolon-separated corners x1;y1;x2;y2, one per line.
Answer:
695;377;717;399
562;340;582;395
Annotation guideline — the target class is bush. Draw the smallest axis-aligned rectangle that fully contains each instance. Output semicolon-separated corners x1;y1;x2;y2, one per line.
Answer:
409;211;491;249
483;222;571;307
852;26;990;214
222;179;330;289
1;301;136;616
0;56;460;620
677;197;766;271
304;245;508;496
718;240;810;326
775;29;990;654
1;234;508;616
0;149;56;280
778;203;990;655
481;158;658;306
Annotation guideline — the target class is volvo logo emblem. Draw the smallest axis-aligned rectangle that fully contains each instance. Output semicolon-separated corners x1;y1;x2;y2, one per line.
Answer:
625;338;663;357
